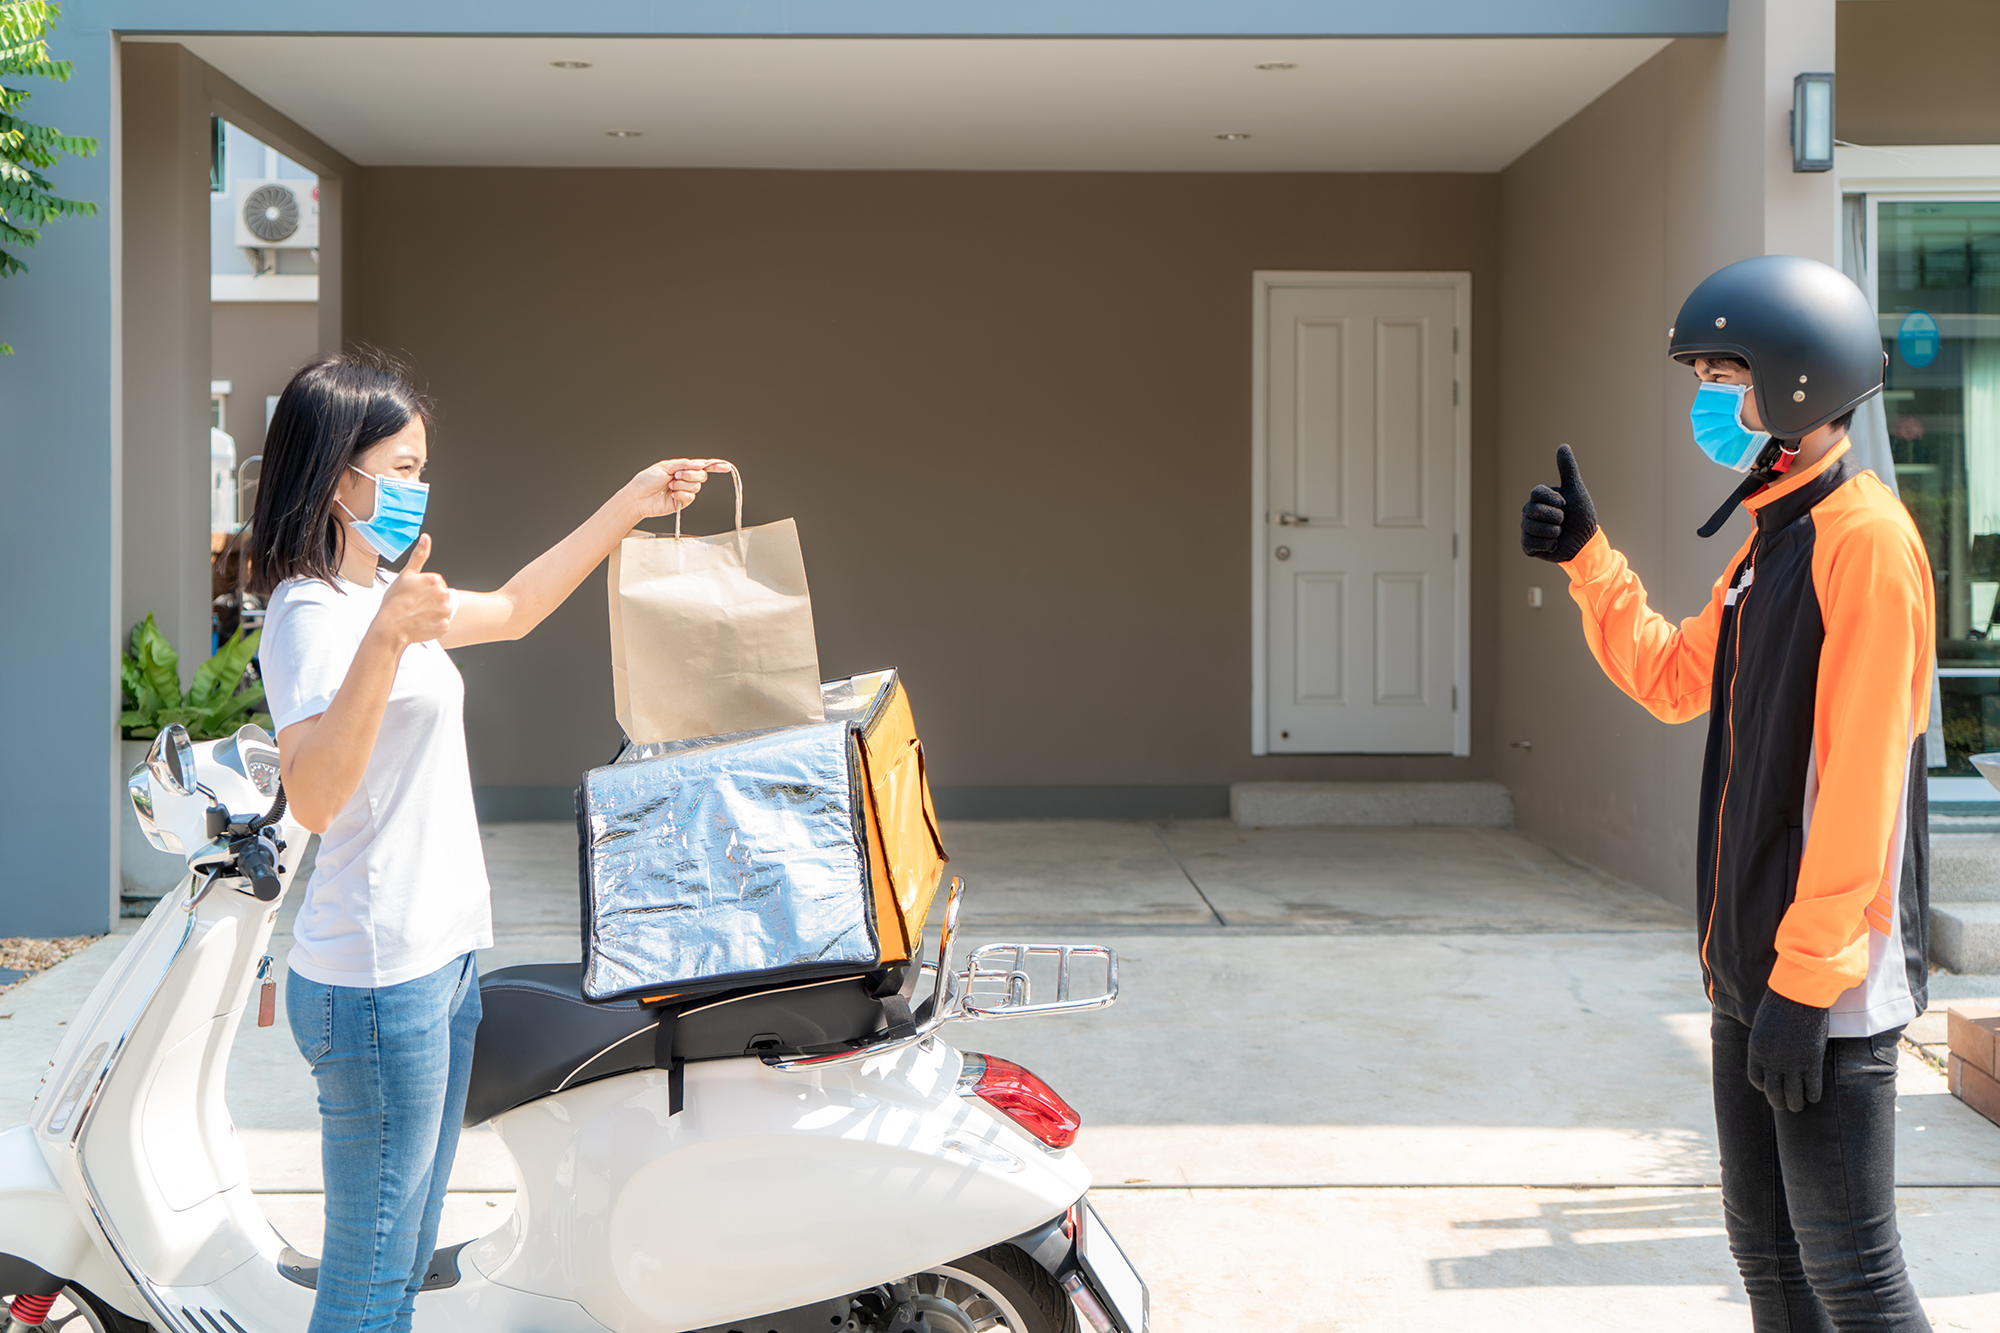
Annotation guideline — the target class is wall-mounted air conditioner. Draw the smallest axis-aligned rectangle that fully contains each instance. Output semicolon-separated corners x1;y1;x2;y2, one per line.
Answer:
232;178;319;249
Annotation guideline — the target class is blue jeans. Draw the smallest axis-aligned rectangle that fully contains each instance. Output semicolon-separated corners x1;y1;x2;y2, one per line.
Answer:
286;954;482;1333
1711;1012;1931;1331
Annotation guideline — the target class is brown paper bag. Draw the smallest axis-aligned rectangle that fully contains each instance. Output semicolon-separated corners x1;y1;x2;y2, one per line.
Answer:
609;465;825;744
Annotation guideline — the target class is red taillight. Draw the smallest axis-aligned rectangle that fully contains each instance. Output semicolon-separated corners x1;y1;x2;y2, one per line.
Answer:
956;1053;1081;1149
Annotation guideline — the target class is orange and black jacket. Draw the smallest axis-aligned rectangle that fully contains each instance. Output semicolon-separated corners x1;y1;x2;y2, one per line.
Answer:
1563;441;1933;1036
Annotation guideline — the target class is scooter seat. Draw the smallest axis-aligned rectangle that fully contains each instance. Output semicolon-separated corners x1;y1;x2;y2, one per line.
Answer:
464;962;905;1126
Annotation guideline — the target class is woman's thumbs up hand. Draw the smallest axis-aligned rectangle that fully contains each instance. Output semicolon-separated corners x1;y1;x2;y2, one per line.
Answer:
373;534;455;646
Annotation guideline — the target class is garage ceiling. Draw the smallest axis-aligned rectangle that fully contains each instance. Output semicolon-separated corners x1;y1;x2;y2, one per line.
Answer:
166;34;1674;173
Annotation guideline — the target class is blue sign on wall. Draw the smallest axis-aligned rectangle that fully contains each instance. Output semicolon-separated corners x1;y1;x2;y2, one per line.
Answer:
1899;310;1940;368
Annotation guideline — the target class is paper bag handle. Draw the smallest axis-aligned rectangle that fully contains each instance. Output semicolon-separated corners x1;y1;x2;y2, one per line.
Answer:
673;461;744;548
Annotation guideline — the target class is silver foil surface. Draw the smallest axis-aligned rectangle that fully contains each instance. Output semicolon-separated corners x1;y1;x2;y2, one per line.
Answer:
581;718;881;1001
616;669;894;766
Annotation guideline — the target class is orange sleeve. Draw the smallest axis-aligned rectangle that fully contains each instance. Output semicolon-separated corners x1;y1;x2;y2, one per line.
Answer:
1561;528;1749;725
1768;501;1934;1006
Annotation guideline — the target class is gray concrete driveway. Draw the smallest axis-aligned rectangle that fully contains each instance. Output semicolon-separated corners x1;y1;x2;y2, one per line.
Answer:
4;820;1998;1331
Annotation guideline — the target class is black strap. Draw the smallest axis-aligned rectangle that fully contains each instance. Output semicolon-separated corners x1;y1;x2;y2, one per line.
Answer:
653;1008;684;1116
866;961;920;1041
1697;441;1793;539
1697;471;1771;538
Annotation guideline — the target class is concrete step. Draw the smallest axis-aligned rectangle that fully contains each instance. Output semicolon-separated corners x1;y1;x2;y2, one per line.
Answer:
1231;781;1512;828
1933;902;2000;975
1930;831;2000;901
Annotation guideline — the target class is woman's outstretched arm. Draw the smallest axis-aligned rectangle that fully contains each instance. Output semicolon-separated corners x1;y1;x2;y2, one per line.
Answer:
439;458;728;650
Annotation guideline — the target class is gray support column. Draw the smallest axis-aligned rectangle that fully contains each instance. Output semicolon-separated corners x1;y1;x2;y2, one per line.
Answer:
0;24;118;936
316;173;345;354
1758;0;1840;264
120;43;215;685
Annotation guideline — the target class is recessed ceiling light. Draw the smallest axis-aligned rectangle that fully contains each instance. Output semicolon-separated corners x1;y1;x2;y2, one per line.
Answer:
1254;61;1297;71
605;129;643;138
550;60;593;70
1215;132;1253;142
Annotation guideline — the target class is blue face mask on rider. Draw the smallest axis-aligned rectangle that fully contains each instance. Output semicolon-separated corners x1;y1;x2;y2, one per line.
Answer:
336;464;429;561
1689;381;1772;473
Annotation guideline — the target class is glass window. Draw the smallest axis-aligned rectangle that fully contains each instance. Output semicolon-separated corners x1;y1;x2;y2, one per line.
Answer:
1877;199;2000;774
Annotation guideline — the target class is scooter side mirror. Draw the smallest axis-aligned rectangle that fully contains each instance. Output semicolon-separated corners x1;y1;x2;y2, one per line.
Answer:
148;724;198;797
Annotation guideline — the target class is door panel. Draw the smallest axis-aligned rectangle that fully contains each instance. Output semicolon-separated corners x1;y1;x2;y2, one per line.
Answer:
1264;278;1460;753
1373;573;1427;705
1374;321;1426;527
1294;573;1346;703
1295;322;1347;526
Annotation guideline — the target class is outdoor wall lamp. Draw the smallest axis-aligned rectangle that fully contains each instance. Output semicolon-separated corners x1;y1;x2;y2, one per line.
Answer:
1791;72;1834;173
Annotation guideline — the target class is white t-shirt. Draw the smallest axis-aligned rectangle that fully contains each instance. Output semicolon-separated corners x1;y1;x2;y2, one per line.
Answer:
261;573;493;988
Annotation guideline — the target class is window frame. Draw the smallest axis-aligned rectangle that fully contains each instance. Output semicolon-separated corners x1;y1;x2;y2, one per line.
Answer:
1864;188;2000;800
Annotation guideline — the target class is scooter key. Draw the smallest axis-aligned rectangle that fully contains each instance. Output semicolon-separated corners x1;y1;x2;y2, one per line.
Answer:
255;955;276;1028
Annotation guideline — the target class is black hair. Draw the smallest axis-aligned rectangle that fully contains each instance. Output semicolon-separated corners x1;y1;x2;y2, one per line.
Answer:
247;351;432;597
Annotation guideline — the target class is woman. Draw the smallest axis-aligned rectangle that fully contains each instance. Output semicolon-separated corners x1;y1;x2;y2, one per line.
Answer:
248;352;724;1333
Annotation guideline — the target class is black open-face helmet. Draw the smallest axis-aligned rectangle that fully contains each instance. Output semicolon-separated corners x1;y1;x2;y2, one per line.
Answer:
1668;254;1885;439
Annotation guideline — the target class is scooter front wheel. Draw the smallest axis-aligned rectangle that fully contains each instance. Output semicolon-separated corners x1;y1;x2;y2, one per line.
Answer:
4;1286;149;1333
914;1246;1079;1333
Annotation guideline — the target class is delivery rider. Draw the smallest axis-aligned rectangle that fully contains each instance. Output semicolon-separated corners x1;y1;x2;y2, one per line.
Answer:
1521;254;1934;1331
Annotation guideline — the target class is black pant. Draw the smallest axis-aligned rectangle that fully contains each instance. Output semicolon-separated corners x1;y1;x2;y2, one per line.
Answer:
1711;1012;1930;1331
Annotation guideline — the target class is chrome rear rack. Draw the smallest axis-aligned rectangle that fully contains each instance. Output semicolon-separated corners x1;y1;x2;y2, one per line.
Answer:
764;878;1117;1071
959;942;1117;1019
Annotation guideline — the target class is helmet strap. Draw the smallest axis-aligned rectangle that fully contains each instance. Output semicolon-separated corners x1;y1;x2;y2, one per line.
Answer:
1696;439;1795;539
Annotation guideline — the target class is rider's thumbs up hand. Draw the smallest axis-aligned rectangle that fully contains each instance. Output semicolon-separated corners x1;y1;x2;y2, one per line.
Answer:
375;535;454;646
1520;444;1600;563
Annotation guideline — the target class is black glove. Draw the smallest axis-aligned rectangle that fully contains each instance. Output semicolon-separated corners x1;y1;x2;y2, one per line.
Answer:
1746;990;1831;1113
1520;444;1599;563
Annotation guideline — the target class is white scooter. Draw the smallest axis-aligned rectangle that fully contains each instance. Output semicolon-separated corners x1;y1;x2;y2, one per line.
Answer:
0;725;1147;1333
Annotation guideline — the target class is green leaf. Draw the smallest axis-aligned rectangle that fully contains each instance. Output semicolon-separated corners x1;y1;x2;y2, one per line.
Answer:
129;614;182;709
0;0;97;356
154;706;197;733
187;626;258;708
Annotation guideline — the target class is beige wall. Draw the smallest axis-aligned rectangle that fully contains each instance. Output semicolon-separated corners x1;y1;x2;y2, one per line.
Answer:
121;44;216;668
211;302;319;452
1494;4;1839;912
1837;0;2000;145
348;168;1501;806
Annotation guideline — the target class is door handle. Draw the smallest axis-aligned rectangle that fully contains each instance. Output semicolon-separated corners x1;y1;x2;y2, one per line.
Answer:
1277;512;1311;526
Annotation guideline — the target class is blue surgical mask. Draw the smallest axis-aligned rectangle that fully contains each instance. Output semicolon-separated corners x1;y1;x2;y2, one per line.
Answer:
1689;382;1772;472
337;465;429;561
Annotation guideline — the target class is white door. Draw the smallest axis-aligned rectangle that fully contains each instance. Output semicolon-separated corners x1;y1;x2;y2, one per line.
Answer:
1254;273;1468;755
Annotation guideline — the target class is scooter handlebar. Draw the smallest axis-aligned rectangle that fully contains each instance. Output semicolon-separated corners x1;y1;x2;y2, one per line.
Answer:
236;833;282;901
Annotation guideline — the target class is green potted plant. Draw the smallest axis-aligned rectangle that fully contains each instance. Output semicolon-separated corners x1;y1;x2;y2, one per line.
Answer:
119;616;272;904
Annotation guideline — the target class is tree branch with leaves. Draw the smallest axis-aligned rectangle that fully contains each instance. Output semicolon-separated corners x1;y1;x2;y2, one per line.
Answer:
1;0;98;354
